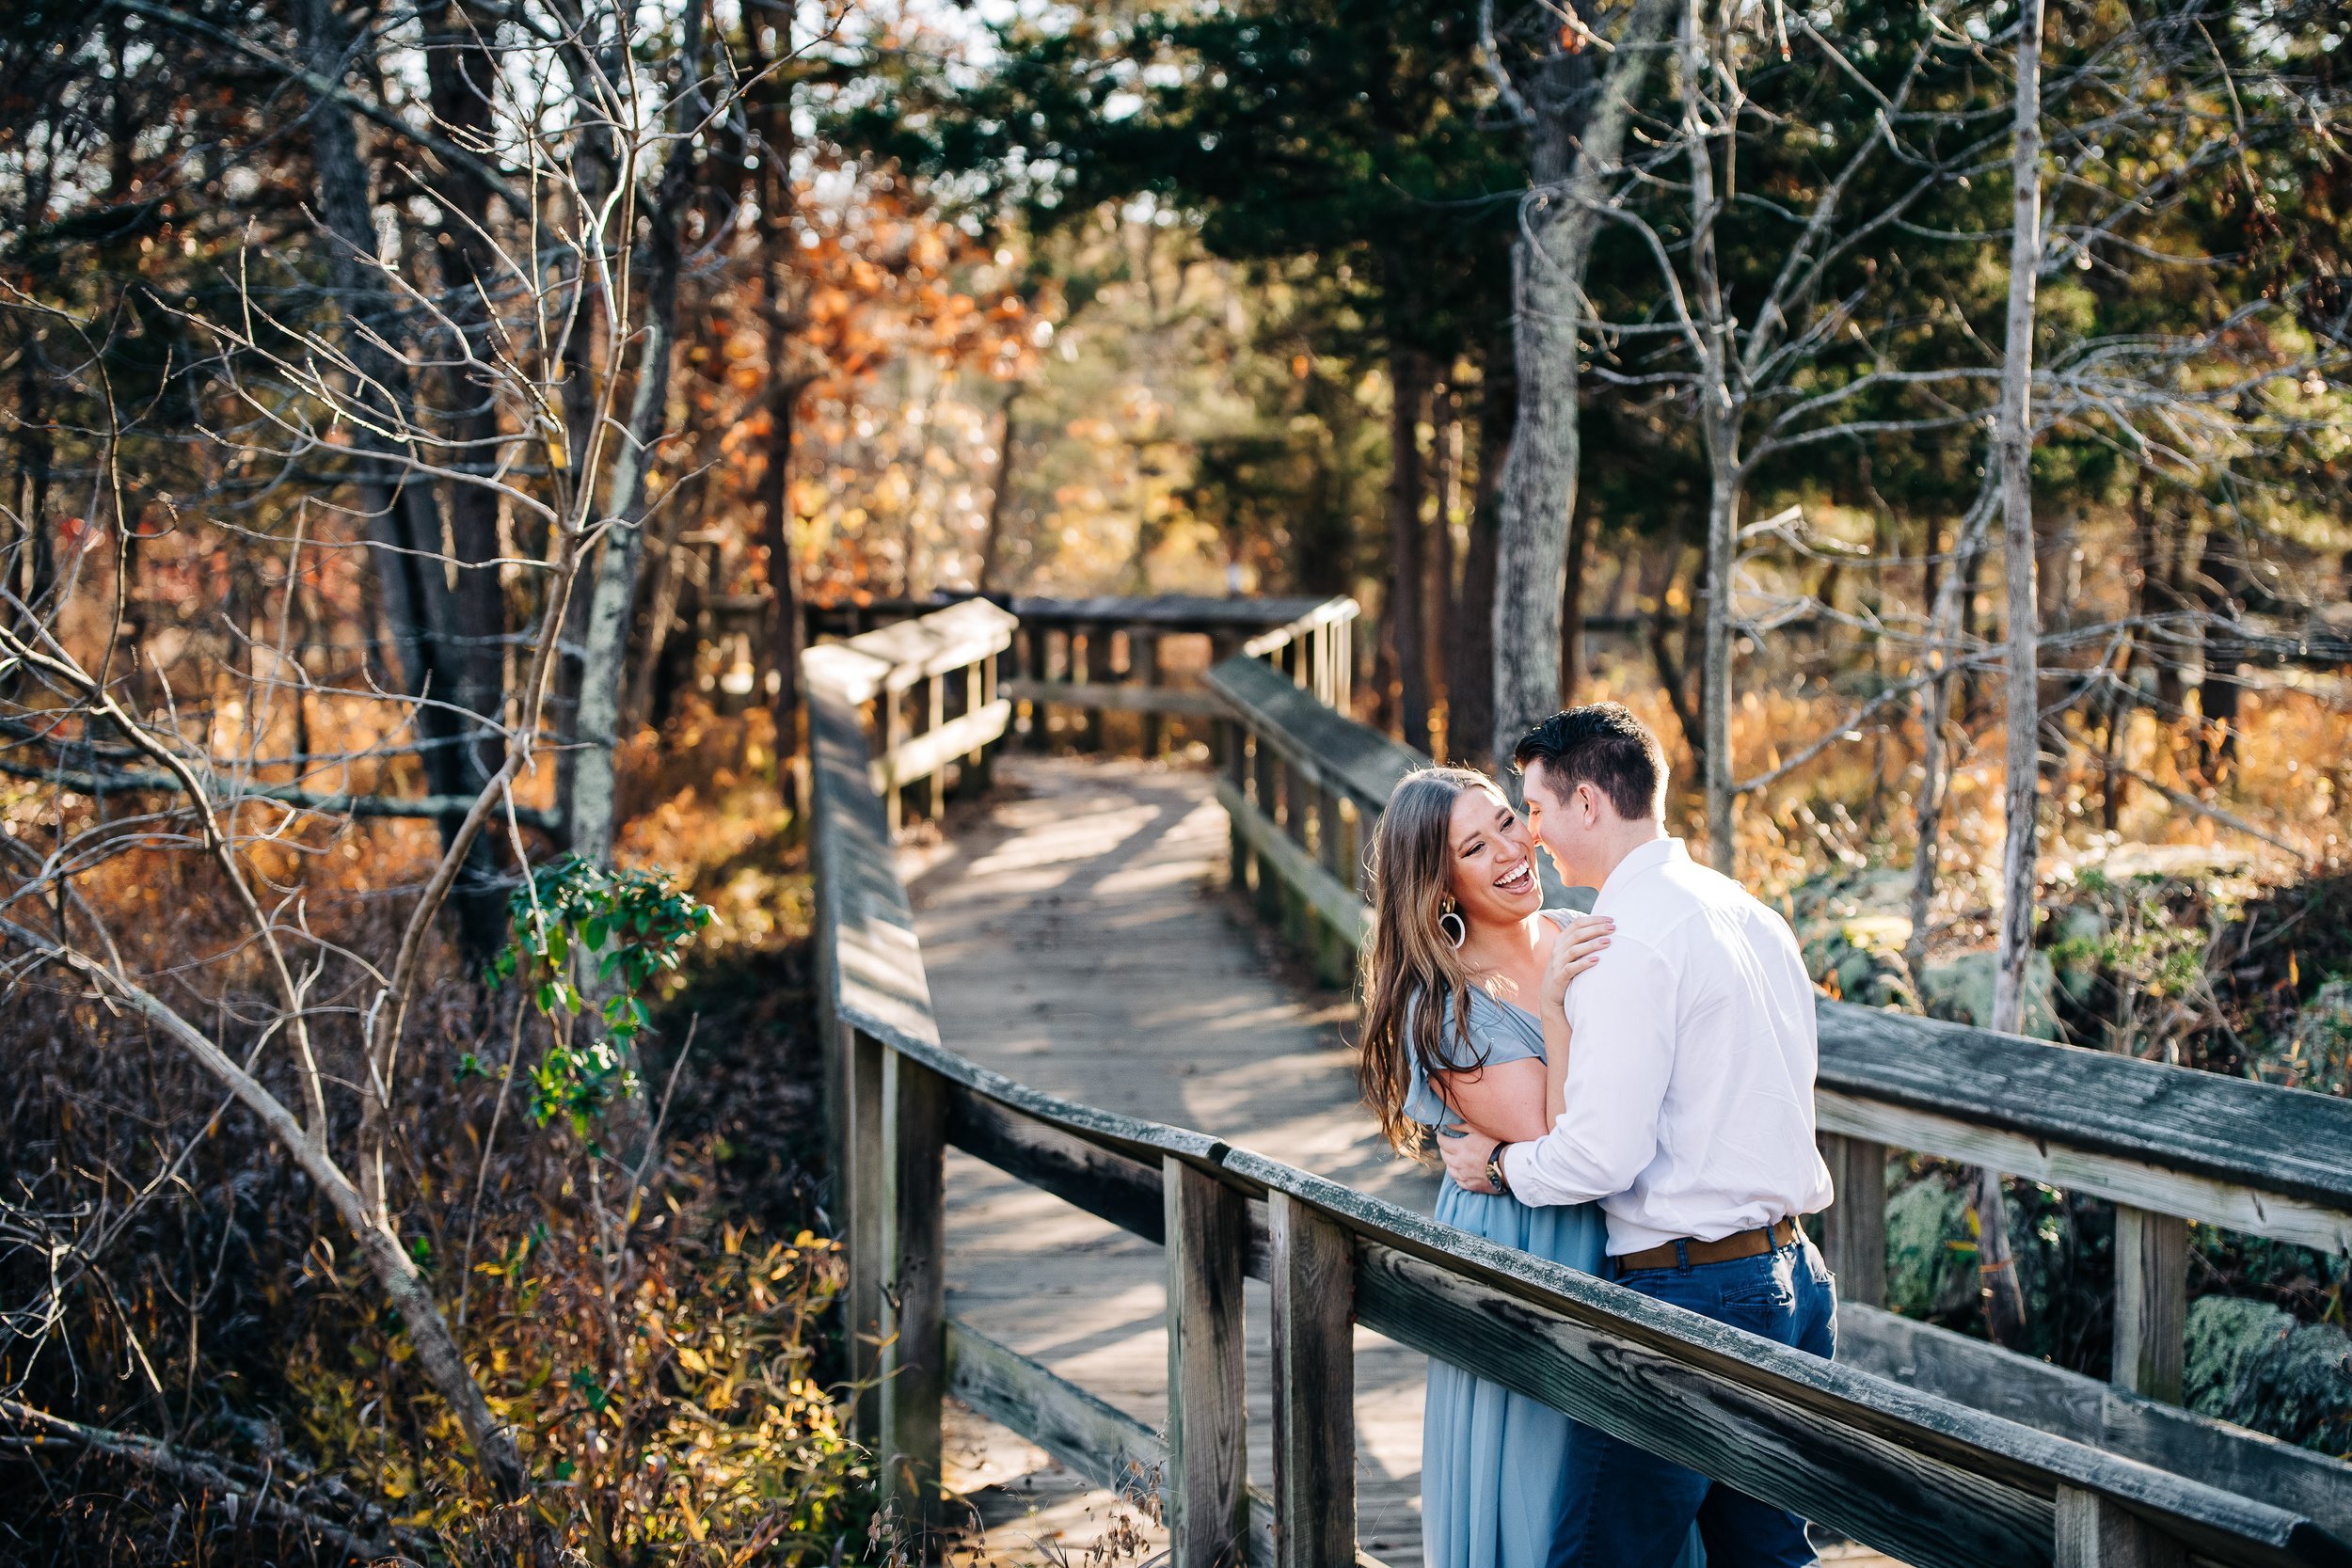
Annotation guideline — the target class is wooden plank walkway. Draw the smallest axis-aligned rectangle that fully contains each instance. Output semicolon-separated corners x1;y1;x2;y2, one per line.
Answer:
901;753;1898;1568
901;753;1435;1566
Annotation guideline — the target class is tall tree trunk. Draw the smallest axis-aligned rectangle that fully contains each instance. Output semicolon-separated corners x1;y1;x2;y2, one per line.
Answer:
1449;349;1511;768
2153;509;2190;721
2105;471;2160;829
743;15;809;776
299;0;507;956
548;62;616;848
1488;0;1679;761
979;388;1022;594
2198;533;2246;774
567;5;701;871
1982;0;2044;1350
1429;376;1459;750
622;483;704;736
1992;0;2044;1038
1683;0;1741;873
762;372;809;755
1559;493;1590;705
1388;345;1432;752
1904;492;1994;991
421;0;520;958
1648;552;1706;767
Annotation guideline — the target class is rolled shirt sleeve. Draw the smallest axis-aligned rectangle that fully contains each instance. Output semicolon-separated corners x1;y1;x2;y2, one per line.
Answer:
1499;937;1677;1209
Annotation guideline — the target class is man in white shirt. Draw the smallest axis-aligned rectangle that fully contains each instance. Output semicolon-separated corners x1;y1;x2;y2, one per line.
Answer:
1439;705;1837;1568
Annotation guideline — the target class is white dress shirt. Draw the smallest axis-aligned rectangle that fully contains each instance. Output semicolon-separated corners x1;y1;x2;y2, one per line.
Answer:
1499;837;1834;1256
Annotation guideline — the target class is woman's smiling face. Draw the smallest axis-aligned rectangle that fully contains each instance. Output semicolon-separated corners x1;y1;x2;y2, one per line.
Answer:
1445;785;1541;929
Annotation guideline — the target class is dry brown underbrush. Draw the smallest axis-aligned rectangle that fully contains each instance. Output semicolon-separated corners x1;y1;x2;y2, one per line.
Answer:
0;705;870;1565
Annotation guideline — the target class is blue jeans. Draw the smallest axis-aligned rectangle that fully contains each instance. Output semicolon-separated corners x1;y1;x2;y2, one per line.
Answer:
1547;1234;1838;1568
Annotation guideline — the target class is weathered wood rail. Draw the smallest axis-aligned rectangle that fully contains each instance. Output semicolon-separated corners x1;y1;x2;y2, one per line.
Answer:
809;592;1357;756
803;598;1015;836
998;593;1355;742
1204;650;2352;1539
809;598;2351;1568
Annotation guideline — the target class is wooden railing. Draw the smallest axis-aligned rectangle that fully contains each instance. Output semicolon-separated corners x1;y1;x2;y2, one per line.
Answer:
802;599;1015;836
807;599;2349;1568
1204;650;2352;1540
807;592;1358;755
1003;594;1356;755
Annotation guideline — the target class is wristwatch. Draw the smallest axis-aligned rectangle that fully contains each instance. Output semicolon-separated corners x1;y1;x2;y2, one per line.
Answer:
1486;1142;1513;1196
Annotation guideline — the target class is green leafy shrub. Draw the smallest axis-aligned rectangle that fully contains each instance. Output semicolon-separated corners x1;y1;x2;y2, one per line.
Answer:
490;855;718;1135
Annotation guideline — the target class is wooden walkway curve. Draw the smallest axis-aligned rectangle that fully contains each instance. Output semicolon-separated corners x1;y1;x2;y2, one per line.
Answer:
805;593;2352;1568
901;754;1437;1565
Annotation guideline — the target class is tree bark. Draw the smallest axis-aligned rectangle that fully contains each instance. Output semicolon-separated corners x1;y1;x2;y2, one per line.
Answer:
1488;0;1679;762
1559;493;1590;706
1905;494;1995;993
1682;0;1740;872
1388;345;1432;752
1429;376;1459;746
2197;533;2246;774
421;0;521;957
1982;0;2044;1351
1991;0;2044;1040
298;0;505;958
1448;350;1511;769
1649;608;1704;769
978;388;1021;594
567;3;702;872
742;15;810;777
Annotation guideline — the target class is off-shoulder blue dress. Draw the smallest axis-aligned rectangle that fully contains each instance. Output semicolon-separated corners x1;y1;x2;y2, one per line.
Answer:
1406;922;1703;1568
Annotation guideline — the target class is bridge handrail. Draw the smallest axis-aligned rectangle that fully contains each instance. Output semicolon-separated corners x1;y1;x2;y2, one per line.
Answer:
999;594;1359;743
804;599;2349;1568
1204;642;2352;1534
803;597;1015;835
1200;652;2352;1245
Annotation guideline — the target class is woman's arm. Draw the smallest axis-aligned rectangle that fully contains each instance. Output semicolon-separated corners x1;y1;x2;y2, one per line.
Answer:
1537;915;1613;1133
1541;1014;1571;1135
1430;1058;1552;1144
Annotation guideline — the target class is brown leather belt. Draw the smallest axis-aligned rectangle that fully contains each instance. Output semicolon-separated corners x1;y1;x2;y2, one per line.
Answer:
1612;1217;1800;1275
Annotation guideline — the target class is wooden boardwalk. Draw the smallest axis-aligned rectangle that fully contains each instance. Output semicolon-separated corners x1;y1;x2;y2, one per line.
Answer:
902;753;1437;1566
810;599;2350;1568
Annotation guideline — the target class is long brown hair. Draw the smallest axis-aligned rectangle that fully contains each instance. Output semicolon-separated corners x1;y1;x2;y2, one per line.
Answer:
1357;768;1506;1155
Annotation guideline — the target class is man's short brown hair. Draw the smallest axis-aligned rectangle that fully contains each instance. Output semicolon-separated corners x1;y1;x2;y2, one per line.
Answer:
1511;704;1666;821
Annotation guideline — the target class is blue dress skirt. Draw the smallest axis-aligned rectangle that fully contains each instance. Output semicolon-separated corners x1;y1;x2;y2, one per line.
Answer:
1406;950;1703;1568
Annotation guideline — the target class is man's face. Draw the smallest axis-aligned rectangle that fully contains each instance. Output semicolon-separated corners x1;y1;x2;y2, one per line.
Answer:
1520;759;1593;885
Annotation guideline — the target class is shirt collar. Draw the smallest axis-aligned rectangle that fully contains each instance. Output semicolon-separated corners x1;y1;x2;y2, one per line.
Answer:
1597;835;1686;903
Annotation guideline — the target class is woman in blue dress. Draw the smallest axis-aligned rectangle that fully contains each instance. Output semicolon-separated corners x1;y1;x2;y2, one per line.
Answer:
1357;766;1697;1568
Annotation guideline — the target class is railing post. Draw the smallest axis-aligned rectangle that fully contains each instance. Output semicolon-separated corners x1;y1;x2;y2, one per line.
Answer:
2056;1485;2180;1568
1224;722;1250;893
2113;1206;2188;1404
1164;1158;1249;1568
1026;626;1052;751
845;1028;887;1441
1332;615;1352;713
965;655;994;793
1278;758;1311;954
881;1048;946;1544
1079;625;1104;752
882;685;906;838
1136;630;1163;758
1817;1133;1887;1307
1311;784;1355;985
1252;739;1283;927
1270;1191;1354;1568
927;671;947;818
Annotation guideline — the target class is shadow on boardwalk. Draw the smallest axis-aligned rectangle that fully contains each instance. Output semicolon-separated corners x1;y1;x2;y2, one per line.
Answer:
901;753;1434;1566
